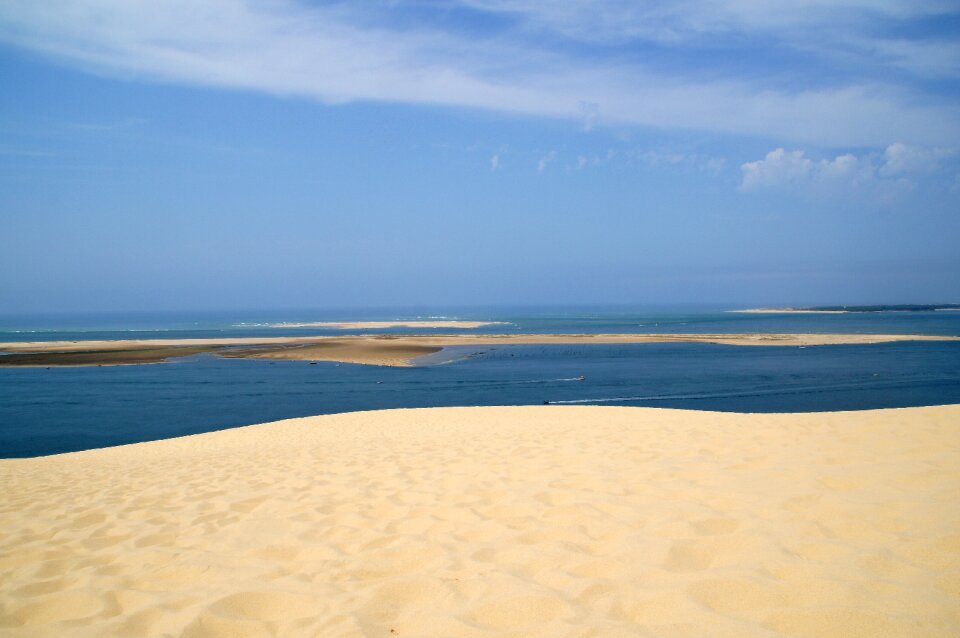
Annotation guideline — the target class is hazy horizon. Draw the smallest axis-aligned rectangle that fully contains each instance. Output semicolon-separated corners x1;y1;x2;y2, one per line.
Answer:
3;302;960;322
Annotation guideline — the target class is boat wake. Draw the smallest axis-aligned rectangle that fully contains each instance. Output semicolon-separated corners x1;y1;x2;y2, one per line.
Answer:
544;377;959;404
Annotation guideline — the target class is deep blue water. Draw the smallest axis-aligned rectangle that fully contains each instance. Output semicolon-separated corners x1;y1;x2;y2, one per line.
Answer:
1;308;959;458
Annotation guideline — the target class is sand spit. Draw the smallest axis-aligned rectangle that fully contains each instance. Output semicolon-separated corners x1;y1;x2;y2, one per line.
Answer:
220;340;443;368
2;332;958;367
267;321;509;329
1;405;959;637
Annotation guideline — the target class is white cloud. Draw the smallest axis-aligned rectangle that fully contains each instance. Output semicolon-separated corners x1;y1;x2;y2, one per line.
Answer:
739;148;813;191
537;150;557;173
490;154;500;170
0;1;957;146
740;148;880;191
818;153;874;185
880;142;956;176
739;142;956;194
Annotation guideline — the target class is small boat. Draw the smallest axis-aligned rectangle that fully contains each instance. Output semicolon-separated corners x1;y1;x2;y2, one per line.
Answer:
577;375;586;381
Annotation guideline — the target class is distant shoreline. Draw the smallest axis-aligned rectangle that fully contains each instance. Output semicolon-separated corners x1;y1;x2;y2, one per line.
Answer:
731;308;847;314
2;332;958;368
733;304;960;314
266;320;509;329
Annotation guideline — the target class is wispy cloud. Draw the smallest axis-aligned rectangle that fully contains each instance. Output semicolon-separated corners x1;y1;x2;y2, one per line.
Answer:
490;154;500;171
578;101;600;132
0;1;957;146
629;149;725;174
491;3;943;32
880;142;956;176
537;150;557;173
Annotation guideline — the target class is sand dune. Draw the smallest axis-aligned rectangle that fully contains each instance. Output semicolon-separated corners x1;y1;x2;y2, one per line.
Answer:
1;405;958;637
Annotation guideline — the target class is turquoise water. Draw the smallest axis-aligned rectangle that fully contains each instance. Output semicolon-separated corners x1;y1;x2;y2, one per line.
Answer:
2;305;960;340
1;307;959;458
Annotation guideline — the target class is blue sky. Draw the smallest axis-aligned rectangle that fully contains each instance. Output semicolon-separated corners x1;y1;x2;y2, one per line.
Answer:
1;1;959;312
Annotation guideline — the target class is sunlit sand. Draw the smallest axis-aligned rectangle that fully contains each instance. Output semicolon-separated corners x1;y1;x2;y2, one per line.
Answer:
2;333;957;367
1;405;957;636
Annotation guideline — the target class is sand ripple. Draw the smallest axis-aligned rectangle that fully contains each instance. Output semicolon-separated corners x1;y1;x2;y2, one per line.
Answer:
1;405;958;637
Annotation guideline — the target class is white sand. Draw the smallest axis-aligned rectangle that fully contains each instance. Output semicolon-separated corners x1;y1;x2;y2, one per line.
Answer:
267;321;509;329
1;405;958;637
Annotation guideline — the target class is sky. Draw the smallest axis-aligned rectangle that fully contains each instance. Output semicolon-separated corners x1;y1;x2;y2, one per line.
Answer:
1;0;959;313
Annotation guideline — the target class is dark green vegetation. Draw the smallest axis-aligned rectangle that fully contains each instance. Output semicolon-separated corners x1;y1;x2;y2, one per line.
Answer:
803;304;960;312
0;346;221;366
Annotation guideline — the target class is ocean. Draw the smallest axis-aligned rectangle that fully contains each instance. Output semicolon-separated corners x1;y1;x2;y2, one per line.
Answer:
2;306;959;457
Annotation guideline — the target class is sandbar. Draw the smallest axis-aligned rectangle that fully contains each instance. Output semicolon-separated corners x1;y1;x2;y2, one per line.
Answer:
267;321;509;329
219;340;443;368
0;346;221;367
2;332;958;367
1;404;958;636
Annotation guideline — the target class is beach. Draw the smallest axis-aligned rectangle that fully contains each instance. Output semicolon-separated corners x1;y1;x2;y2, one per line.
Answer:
3;332;958;367
1;404;957;637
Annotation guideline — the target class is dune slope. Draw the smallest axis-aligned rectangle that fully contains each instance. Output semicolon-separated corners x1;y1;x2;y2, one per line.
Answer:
1;405;958;637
